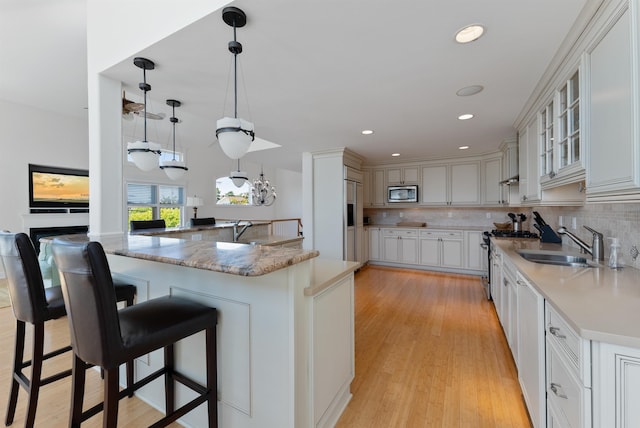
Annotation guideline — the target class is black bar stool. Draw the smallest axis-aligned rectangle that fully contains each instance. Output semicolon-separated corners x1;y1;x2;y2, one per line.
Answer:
0;232;137;428
52;239;218;428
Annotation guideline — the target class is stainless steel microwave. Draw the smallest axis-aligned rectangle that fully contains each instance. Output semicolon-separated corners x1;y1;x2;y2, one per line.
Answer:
388;185;418;203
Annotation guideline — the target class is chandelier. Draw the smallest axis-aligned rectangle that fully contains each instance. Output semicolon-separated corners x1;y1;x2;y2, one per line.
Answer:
251;167;276;206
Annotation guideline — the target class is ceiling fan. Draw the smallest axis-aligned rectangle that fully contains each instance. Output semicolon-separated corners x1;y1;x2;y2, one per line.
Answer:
122;91;165;121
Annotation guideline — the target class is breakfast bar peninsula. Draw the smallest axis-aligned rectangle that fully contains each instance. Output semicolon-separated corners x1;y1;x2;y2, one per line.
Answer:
53;233;358;428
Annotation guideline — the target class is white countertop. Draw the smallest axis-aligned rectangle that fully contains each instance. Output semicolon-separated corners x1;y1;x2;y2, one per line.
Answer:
365;224;487;231
493;238;640;348
305;258;361;296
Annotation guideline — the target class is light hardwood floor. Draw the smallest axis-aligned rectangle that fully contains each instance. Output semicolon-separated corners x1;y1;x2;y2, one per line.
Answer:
0;266;530;427
336;266;532;428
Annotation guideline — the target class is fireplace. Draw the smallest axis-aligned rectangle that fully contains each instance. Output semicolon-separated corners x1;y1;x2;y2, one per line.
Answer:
29;225;88;254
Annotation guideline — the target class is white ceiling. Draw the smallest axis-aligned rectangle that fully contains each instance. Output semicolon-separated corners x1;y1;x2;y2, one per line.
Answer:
1;0;590;172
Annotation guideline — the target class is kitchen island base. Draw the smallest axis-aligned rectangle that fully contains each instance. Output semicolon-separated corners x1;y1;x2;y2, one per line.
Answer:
107;254;355;428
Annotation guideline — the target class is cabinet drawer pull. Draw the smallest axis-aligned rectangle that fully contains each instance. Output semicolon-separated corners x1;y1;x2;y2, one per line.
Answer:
550;382;568;399
549;326;566;339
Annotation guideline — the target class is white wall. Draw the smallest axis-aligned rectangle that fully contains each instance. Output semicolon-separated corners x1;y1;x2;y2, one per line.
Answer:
0;98;88;233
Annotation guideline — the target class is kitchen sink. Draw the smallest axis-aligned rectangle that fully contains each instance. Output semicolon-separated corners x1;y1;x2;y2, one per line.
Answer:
516;249;597;268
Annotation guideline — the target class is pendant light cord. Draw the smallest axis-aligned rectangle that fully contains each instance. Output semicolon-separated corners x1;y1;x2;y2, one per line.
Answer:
233;24;238;119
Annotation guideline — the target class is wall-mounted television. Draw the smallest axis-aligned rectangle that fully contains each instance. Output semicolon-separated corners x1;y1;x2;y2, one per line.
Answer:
28;164;89;208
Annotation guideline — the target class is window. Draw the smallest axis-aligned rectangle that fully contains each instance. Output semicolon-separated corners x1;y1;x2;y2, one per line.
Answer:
215;176;251;205
558;70;580;168
127;183;184;228
539;101;554;177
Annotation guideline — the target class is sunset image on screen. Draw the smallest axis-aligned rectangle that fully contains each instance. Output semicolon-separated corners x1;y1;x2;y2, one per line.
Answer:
32;172;90;203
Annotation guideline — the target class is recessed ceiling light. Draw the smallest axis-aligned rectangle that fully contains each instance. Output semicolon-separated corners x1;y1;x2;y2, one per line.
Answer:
459;146;470;150
456;85;484;96
391;153;400;157
455;24;485;43
362;129;374;135
458;114;474;120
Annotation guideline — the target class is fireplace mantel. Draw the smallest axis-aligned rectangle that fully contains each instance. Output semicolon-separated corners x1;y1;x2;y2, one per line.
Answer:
21;212;89;233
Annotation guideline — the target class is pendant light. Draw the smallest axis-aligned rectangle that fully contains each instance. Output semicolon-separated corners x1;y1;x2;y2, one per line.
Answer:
160;99;188;180
251;166;276;206
229;159;248;187
127;57;162;171
216;7;255;160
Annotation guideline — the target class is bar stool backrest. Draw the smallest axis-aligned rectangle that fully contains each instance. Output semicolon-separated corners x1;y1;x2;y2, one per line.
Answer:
0;232;49;324
51;239;122;369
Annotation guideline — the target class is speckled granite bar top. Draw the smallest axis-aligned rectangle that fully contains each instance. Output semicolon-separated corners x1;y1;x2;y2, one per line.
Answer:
52;234;319;277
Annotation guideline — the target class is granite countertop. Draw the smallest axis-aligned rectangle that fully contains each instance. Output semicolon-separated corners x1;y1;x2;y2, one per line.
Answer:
51;233;319;277
493;237;640;348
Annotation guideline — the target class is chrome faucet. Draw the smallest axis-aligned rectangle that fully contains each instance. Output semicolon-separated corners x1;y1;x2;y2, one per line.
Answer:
557;225;604;261
232;220;253;242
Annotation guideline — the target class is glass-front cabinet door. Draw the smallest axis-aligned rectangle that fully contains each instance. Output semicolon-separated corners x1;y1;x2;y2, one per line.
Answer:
539;67;585;190
539;100;554;178
558;70;580;169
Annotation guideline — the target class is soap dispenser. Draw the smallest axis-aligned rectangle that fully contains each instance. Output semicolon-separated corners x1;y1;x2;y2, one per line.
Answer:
608;237;623;269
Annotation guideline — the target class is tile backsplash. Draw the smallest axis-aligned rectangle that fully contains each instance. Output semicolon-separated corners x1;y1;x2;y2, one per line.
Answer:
364;203;640;269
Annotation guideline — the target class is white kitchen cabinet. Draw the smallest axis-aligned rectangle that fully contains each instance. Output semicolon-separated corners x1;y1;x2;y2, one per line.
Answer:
363;226;370;263
490;244;504;327
483;155;504;206
386;166;419;185
419;230;463;269
420;161;481;206
382;228;418;265
586;8;639;202
463;230;485;271
368;227;382;261
500;139;519;205
362;169;371;208
519;116;542;204
546;304;591;428
593;342;640;428
502;259;518;364
371;169;386;206
516;272;545;428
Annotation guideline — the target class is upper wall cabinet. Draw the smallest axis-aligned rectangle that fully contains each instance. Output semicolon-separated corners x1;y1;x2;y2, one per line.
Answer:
537;68;585;191
519;117;542;204
586;6;640;202
366;168;386;207
386;166;419;186
483;156;503;206
420;161;481;206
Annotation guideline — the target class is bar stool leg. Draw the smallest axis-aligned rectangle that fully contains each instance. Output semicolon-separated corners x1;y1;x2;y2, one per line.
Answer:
125;295;135;398
24;323;45;428
69;355;86;428
206;327;218;428
5;320;25;426
103;369;120;428
164;344;175;416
